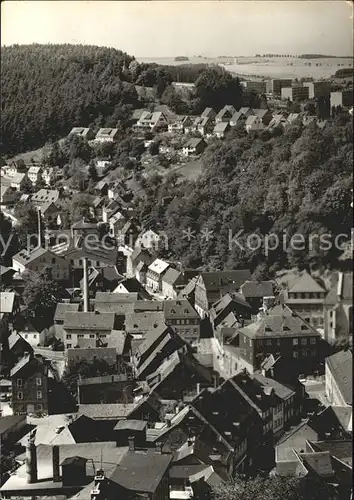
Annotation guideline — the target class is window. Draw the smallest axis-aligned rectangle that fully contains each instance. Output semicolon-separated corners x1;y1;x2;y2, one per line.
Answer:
90;334;95;339
293;352;298;358
318;317;324;326
33;334;37;339
36;404;43;411
36;378;42;386
77;334;84;339
66;334;72;339
249;339;252;347
293;338;298;345
266;339;272;346
276;339;281;346
66;344;72;349
17;391;23;400
37;391;42;400
99;334;107;338
310;337;316;344
17;379;23;387
24;334;28;338
52;258;56;264
301;338;307;345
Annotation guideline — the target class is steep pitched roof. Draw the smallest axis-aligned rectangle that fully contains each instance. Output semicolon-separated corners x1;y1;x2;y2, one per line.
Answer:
240;280;275;298
13;247;48;266
163;299;199;319
162;268;183;286
64;312;116;331
148;259;170;275
54;302;80;322
288;271;326;293
108;449;172;493
199;270;251;292
238;304;320;339
325;350;352;405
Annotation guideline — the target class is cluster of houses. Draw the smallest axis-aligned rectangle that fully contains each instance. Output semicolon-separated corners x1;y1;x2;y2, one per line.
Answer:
0;197;352;497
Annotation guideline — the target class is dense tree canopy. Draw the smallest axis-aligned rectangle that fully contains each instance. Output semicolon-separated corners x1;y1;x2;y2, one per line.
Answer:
135;117;353;276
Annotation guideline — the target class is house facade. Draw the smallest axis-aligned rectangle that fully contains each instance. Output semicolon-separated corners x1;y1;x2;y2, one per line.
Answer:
146;259;170;292
11;354;50;416
163;299;201;345
325;350;352;407
12;247;70;281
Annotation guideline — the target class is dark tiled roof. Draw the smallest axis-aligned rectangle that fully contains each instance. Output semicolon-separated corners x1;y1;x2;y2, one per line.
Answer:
63;312;115;330
54;302;80;322
163;299;199;320
199;270;251;291
78;404;136;420
0;415;26;435
108;449;172;493
13;247;48;266
240;280;275;298
309;440;352;467
125;311;165;334
238;304;320;339
162;268;183;286
326;350;352;405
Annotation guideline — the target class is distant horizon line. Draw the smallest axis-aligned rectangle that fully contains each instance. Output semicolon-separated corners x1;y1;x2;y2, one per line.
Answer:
1;42;352;59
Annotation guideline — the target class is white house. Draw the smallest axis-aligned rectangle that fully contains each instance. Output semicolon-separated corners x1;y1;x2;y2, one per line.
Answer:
146;259;170;292
182;138;207;157
27;166;43;186
325;350;352;407
135;229;167;251
245;115;265;133
95;128;119;142
0;185;19;205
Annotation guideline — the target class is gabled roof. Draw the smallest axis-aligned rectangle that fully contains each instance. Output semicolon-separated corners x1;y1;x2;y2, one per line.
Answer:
13;247;48;266
114;419;147;432
245;115;260;125
64;312;116;331
199;270;251;292
78;404;136;420
163;299;199;319
0;415;26;435
162;268;183;286
96;128;119;138
239;304;320;339
10;353;34;376
288;271;326;293
253;373;295;400
185;138;205;148
108;449;172;493
309;440;352;468
125;311;165;334
213;122;229;132
298;451;334;477
325;349;352;405
148;259;170;275
54;302;80;322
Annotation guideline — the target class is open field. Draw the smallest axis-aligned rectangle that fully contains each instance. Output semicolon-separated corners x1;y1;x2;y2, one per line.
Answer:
137;55;353;80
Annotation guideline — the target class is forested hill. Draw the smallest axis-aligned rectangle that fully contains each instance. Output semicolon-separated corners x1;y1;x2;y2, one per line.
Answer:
1;44;244;156
1;44;136;154
136;118;353;277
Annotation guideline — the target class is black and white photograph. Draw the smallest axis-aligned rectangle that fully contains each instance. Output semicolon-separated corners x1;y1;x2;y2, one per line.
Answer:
0;1;353;499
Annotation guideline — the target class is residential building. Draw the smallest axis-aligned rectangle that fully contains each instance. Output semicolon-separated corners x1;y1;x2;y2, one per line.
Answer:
213;122;230;138
0;185;19;205
62;312;117;349
283;271;327;333
8;172;31;191
135;229;166;251
194;270;251;318
253;108;274;125
201;107;216;120
239;280;276;314
163;299;201;344
324;272;353;343
215;105;236;123
12;247;70;281
238;304;321;374
95;128;119;142
330;90;353;109
69;127;95;140
18;324;43;348
37;202;61;226
77;374;134;405
54;302;81;326
146;259;170;292
135;111;168;132
161;268;185;299
267;79;293;96
268;114;288;129
113;277;151;300
27;166;43;186
303;81;332;99
182;138;207;156
281;85;310;101
31;189;60;205
230;110;248;127
245;115;265;133
10;354;50;415
192;116;214;136
325;350;352;407
127;247;153;280
244;80;267;94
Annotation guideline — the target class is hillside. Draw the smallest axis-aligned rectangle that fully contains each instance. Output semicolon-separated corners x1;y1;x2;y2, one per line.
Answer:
135;117;353;276
1;44;245;156
1;44;138;155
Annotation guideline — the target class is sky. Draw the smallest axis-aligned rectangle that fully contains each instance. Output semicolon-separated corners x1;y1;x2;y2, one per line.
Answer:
1;1;353;58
